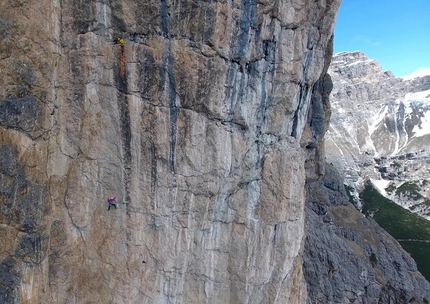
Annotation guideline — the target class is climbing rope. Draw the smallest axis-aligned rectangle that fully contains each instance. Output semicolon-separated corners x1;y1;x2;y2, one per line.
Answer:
114;38;126;78
119;45;125;78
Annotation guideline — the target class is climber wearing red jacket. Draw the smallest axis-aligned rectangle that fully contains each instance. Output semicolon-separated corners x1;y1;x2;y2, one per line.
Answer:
107;196;117;211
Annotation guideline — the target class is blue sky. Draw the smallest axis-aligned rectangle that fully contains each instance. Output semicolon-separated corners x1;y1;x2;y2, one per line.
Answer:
334;0;430;77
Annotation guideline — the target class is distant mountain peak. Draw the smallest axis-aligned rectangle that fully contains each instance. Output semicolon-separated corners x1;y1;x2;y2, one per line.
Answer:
326;51;430;219
330;51;392;84
333;50;369;61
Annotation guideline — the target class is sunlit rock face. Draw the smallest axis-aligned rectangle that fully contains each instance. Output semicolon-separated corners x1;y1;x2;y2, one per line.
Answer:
0;0;340;303
327;51;430;161
326;51;430;217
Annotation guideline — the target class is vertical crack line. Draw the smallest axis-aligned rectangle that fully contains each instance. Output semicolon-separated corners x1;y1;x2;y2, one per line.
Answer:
150;142;157;210
224;63;238;118
160;0;169;38
236;0;257;61
117;91;132;208
272;224;278;245
291;84;309;138
257;64;267;127
255;38;276;170
166;49;178;175
169;105;178;174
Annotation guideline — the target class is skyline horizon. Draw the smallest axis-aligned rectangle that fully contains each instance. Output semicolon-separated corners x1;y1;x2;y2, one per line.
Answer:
333;0;430;78
332;50;430;80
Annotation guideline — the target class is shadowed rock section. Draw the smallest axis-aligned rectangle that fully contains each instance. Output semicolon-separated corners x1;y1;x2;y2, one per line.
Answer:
0;258;21;304
303;164;430;303
0;97;41;133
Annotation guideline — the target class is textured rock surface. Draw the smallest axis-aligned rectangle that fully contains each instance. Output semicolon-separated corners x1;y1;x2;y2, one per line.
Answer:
327;51;430;163
326;51;430;217
304;163;430;303
0;0;340;303
304;52;430;302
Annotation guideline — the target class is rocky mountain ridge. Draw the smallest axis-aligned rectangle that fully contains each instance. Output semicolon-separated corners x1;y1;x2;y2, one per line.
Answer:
326;51;430;218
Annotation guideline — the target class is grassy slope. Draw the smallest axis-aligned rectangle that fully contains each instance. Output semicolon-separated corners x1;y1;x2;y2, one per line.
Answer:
360;182;430;281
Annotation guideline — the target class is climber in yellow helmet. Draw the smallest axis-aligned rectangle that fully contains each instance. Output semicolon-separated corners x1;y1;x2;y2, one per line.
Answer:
114;38;124;46
113;37;126;77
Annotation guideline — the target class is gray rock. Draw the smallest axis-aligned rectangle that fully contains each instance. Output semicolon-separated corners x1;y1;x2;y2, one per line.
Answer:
326;51;430;218
0;0;341;302
0;96;41;133
0;258;21;304
304;163;430;303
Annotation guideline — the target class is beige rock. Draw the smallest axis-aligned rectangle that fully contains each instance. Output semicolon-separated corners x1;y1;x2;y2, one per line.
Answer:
0;0;340;303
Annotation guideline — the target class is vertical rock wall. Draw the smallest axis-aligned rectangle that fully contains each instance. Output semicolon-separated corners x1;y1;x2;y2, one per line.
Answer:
0;0;340;303
304;164;430;303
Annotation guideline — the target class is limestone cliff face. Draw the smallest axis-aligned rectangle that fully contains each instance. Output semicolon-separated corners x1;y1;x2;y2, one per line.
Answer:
0;0;340;303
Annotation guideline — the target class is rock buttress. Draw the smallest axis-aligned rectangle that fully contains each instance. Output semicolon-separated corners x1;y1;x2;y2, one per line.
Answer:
303;164;430;303
0;0;340;303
